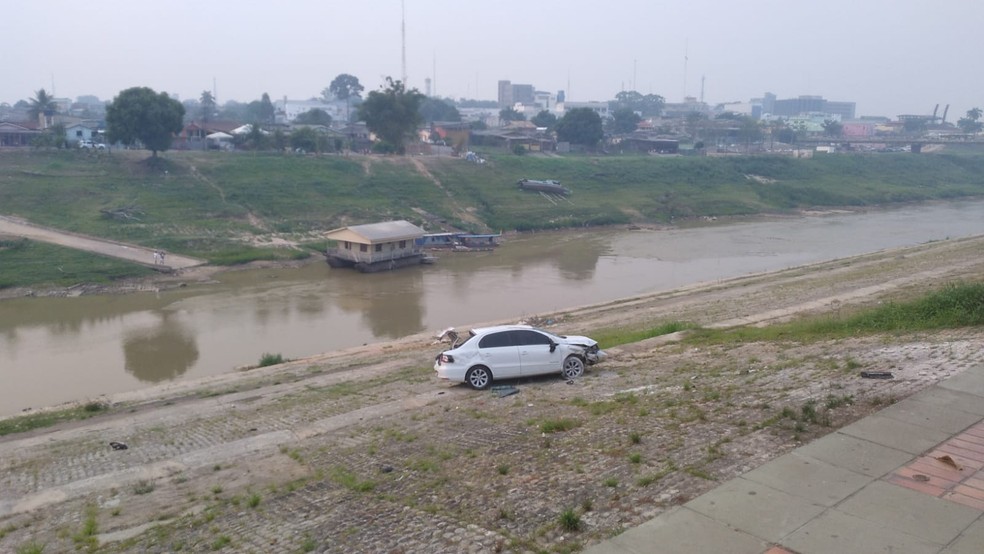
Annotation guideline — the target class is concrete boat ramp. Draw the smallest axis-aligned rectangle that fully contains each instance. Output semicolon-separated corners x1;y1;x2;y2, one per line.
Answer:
0;215;204;270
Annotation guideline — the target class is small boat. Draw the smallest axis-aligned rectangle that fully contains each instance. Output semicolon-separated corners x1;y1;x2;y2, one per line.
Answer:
517;178;571;196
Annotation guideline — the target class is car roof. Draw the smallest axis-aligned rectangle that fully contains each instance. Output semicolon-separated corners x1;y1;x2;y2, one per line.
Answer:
470;324;536;335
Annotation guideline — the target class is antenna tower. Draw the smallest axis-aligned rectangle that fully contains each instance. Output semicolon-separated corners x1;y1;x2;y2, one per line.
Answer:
401;0;407;85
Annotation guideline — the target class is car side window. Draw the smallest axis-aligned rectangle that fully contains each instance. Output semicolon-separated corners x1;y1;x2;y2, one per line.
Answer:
478;331;513;349
515;330;552;346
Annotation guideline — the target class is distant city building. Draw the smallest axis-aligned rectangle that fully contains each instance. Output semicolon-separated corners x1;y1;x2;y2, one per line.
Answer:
767;94;856;120
497;80;535;108
662;97;709;118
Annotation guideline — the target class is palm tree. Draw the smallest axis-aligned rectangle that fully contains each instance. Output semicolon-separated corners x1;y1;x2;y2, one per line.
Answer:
28;88;57;128
200;90;216;128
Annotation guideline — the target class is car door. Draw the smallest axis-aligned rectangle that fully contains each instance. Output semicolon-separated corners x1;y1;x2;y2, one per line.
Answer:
477;331;522;378
516;329;563;376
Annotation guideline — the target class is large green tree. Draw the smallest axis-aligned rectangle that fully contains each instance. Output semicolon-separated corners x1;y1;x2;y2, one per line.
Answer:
822;119;843;137
610;108;642;134
326;73;365;122
555;108;603;147
612;90;665;117
531;110;557;130
418;97;460;123
499;107;525;122
357;78;424;154
295;108;332;126
958;108;982;134
105;87;185;157
246;93;275;125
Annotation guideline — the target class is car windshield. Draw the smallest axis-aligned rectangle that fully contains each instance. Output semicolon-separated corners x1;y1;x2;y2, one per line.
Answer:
533;328;565;340
456;333;480;349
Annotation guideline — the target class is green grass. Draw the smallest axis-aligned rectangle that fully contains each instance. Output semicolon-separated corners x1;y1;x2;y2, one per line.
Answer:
3;149;984;289
0;402;110;437
592;321;698;348
558;508;582;532
539;418;580;433
688;281;984;344
0;239;155;289
329;467;376;492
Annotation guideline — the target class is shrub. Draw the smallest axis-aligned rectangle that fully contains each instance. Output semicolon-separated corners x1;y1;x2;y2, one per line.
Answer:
558;508;581;532
258;353;284;367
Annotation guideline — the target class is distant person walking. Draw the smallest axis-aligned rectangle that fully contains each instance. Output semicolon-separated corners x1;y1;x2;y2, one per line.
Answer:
153;251;161;265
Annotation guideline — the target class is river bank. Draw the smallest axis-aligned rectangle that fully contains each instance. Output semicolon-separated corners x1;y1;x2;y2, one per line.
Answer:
1;235;982;553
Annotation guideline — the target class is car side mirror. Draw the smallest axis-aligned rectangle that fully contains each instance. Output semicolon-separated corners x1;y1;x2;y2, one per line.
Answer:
549;342;557;353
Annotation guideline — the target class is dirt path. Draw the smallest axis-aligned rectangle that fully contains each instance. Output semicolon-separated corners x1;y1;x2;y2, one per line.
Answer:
1;236;982;553
0;215;204;270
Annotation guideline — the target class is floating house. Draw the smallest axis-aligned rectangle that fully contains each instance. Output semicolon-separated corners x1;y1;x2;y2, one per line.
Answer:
324;220;427;272
417;232;501;251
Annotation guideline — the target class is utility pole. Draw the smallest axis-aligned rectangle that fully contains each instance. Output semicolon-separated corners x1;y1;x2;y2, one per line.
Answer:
633;59;637;92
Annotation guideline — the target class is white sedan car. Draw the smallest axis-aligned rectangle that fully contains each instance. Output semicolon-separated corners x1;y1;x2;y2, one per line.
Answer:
434;325;606;389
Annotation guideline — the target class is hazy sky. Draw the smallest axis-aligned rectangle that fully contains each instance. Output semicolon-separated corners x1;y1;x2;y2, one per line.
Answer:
5;0;982;119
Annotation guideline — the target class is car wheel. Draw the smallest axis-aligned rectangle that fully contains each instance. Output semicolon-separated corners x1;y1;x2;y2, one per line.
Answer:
465;366;492;390
562;356;585;380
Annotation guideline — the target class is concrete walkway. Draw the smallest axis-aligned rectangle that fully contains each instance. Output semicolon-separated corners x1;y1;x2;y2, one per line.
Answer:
0;214;204;269
586;364;984;554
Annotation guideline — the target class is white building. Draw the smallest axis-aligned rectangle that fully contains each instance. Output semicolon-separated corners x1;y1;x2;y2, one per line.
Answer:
275;98;346;124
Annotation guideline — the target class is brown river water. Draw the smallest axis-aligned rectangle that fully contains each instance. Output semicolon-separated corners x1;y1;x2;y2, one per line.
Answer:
2;199;984;416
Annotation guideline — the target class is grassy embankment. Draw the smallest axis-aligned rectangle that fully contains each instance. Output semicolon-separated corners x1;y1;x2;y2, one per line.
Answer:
2;280;981;437
1;148;983;289
595;281;984;348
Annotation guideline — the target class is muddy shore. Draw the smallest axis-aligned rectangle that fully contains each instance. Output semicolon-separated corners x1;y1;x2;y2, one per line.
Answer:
1;235;982;553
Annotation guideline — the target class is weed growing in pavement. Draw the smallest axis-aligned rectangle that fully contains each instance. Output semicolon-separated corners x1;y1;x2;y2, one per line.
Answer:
211;535;231;550
16;542;46;554
133;480;155;495
248;492;261;508
825;394;854;410
604;477;619;487
629;453;642;464
685;466;715;480
629;432;642;444
800;401;819;424
558;509;582;532
539;418;580;433
497;464;510;475
330;467;376;492
300;535;317;552
211;486;222;495
636;465;675;487
72;505;99;551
